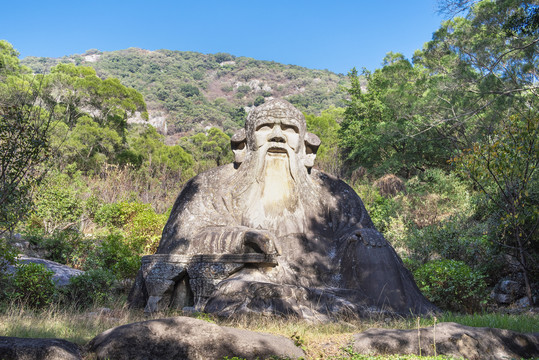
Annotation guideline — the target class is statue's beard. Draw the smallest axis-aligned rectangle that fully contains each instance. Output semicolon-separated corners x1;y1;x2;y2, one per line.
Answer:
230;143;305;235
259;152;297;217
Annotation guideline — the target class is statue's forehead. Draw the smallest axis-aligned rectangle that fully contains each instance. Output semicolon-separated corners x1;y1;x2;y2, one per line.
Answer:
253;113;302;127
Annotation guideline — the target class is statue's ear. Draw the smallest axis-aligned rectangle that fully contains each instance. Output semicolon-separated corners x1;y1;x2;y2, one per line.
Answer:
231;129;247;164
304;132;321;169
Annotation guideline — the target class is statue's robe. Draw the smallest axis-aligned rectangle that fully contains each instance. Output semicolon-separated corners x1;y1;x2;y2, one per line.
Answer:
129;163;437;318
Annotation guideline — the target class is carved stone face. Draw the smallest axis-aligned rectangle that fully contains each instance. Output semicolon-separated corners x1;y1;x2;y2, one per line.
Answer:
231;99;320;170
254;120;301;153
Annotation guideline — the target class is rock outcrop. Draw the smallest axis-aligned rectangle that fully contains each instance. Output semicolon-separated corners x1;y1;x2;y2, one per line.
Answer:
0;337;81;360
4;256;83;287
352;322;539;360
87;316;305;360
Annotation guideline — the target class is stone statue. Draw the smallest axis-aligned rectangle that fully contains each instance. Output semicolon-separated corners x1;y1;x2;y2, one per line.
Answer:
128;99;437;319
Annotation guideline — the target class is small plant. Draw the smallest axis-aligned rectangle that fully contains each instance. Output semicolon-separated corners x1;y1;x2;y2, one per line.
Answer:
62;269;115;308
193;311;215;323
291;331;306;351
414;259;488;312
8;263;56;308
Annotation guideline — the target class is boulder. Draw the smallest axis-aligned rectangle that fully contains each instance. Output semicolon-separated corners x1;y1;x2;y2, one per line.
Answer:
4;256;83;287
88;316;305;360
351;322;539;360
0;337;81;360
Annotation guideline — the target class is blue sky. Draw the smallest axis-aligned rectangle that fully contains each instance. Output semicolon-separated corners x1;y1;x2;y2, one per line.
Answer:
1;0;445;74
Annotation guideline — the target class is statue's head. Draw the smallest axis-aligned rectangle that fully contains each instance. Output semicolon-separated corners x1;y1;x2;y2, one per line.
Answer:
231;99;320;170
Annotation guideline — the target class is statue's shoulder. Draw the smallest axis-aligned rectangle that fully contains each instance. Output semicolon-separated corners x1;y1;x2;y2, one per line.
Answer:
169;163;236;214
310;169;356;194
183;163;236;190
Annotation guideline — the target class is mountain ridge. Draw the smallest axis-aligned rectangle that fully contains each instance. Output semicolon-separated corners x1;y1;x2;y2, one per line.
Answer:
22;47;350;138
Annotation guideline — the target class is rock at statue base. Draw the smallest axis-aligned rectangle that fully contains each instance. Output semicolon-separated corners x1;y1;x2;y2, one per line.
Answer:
128;99;437;318
352;322;539;360
87;316;305;360
0;337;81;360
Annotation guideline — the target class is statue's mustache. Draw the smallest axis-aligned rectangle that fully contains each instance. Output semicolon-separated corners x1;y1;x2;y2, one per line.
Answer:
261;142;293;155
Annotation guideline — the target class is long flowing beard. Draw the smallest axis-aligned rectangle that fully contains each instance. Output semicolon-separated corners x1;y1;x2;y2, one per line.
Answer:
260;153;297;217
229;148;306;235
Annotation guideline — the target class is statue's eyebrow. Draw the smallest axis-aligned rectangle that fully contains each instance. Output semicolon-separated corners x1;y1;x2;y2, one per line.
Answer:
281;123;299;132
255;122;274;131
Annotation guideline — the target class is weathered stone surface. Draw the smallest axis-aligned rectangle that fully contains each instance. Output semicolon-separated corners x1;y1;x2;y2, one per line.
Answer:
352;322;539;360
4;256;83;287
498;279;521;294
87;316;305;360
0;337;81;360
129;99;437;318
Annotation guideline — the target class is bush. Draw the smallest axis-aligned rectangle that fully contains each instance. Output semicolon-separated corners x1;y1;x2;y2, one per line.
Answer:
414;259;488;313
99;232;142;279
8;263;56;308
62;269;115;308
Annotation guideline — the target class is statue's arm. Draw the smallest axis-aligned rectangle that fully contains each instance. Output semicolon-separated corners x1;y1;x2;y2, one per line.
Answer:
157;170;277;255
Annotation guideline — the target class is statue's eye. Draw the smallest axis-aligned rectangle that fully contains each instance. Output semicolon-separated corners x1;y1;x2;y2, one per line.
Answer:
256;124;272;132
282;125;299;133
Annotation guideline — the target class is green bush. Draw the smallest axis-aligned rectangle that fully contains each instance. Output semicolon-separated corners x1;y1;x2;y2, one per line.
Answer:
62;269;115;308
8;263;56;308
414;259;488;313
99;232;142;279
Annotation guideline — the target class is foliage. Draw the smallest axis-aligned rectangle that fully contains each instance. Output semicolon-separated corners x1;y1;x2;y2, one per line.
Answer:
126;124;195;181
179;127;234;172
94;201;167;277
22;47;348;133
97;232;142;279
414;259;488;313
62;269;115;308
0;238;17;272
0;43;53;233
340;60;451;178
32;171;87;234
451;113;538;304
413;0;538;150
305;107;344;176
6;263;56;308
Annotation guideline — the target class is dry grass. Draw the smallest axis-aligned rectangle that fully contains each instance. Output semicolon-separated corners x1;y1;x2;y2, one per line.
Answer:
1;302;537;359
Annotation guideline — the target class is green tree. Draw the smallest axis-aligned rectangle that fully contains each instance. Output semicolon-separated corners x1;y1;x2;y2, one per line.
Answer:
0;41;54;234
414;0;538;149
451;113;538;306
179;127;233;173
305;107;344;176
339;60;451;178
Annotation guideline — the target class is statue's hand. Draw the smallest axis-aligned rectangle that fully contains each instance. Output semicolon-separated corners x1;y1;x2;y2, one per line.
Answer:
243;230;279;255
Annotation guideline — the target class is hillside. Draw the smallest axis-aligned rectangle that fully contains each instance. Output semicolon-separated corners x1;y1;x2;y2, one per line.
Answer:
22;48;349;138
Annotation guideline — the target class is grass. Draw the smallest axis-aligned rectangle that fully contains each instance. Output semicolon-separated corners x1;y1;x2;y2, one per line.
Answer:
1;301;537;359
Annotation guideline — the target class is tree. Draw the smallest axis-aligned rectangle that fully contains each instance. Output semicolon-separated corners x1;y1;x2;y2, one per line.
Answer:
414;0;538;150
305;107;344;176
339;59;452;178
0;41;54;234
179;127;233;173
451;113;538;306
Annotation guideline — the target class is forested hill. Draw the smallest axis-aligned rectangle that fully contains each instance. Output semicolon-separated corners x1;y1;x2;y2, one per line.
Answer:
21;48;348;136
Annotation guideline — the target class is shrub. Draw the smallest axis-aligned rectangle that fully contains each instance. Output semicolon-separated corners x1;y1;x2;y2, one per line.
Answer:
8;263;56;308
253;95;265;107
99;232;142;279
414;259;488;313
62;269;115;308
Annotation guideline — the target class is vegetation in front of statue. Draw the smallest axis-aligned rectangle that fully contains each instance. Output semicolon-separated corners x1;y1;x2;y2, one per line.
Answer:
1;263;56;308
414;259;488;313
61;269;116;308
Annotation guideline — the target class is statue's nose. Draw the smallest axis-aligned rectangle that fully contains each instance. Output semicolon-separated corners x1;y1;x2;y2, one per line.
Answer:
268;125;286;143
